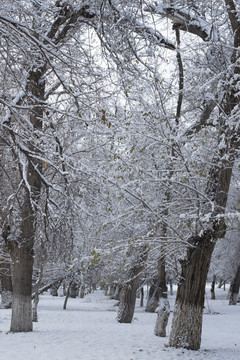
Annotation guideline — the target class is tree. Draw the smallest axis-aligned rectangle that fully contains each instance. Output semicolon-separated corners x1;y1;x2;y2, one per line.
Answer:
0;0;101;331
144;0;240;350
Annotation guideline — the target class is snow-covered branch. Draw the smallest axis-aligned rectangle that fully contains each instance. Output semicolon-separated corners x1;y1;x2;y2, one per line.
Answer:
144;4;217;41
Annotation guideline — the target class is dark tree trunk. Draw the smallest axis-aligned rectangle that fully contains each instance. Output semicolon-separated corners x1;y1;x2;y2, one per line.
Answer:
145;278;158;312
7;66;45;332
169;279;173;296
117;281;139;323
69;282;79;298
218;278;223;289
229;264;240;305
10;233;34;331
140;287;144;307
211;275;216;300
63;282;72;310
169;232;215;350
117;245;148;323
145;257;167;313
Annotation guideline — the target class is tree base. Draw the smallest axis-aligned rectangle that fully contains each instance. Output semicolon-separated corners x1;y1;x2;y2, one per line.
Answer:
10;294;33;332
169;302;202;350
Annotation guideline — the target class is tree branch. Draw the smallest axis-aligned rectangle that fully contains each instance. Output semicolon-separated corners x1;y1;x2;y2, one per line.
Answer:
144;4;215;41
175;27;184;125
224;0;240;48
183;100;217;137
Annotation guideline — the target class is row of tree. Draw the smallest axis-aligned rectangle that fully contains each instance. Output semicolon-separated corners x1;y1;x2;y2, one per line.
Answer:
1;0;240;351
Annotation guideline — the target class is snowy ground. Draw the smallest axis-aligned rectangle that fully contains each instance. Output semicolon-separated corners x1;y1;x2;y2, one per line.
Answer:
0;285;239;360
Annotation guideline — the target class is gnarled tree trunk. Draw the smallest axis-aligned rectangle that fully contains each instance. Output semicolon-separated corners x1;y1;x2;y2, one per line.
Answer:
169;232;216;350
117;245;148;323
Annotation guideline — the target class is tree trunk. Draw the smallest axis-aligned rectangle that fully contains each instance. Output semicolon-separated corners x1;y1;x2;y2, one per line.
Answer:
69;282;79;298
112;284;122;300
117;245;148;323
5;62;45;331
229;264;240;305
155;298;170;337
169;232;215;350
63;282;72;310
80;284;85;298
211;275;216;300
169;279;173;296
140;287;144;307
145;278;158;312
108;284;115;297
32;266;43;322
10;239;34;332
117;281;139;323
145;257;167;313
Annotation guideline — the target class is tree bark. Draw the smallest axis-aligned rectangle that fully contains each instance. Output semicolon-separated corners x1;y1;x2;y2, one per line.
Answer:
155;298;170;337
169;232;215;350
10;233;34;331
117;245;148;323
140;287;144;307
229;264;240;305
6;65;45;332
63;281;72;310
145;257;167;313
211;275;216;300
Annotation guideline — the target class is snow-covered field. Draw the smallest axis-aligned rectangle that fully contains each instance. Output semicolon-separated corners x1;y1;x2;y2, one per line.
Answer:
0;285;239;360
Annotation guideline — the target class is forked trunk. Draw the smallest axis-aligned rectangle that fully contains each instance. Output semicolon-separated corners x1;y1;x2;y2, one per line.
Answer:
169;232;215;350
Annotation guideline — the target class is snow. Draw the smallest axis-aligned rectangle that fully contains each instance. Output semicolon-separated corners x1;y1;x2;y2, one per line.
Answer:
1;285;239;360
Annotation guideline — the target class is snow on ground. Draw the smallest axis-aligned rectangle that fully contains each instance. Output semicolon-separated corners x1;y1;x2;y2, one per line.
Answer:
0;285;239;360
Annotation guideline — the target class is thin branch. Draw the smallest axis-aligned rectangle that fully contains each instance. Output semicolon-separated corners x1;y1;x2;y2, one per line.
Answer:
175;27;184;126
